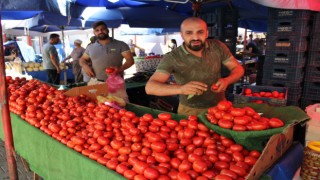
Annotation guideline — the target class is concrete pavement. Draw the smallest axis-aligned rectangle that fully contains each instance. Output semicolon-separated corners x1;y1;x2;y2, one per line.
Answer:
0;140;41;180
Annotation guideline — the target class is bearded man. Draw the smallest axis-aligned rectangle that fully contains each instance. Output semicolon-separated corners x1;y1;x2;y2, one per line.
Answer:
145;17;244;116
79;21;134;82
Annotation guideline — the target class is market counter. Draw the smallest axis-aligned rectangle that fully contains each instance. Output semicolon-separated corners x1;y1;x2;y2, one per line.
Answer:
0;113;124;180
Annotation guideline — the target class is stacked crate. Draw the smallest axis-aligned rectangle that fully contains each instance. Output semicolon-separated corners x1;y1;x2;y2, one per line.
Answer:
301;12;320;109
201;7;238;55
262;8;312;106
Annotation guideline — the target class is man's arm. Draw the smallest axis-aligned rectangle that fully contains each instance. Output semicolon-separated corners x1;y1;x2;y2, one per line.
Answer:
145;72;208;96
79;53;95;77
214;58;244;92
119;51;134;73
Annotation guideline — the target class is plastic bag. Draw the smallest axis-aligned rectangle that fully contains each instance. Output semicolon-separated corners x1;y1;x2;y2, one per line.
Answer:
106;74;128;102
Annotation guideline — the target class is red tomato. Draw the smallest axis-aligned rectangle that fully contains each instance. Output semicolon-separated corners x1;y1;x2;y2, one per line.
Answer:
230;144;243;152
244;88;252;95
251;122;268;131
268;118;284;128
144;167;160;180
124;170;137;179
211;83;219;91
215;174;232;180
232;151;244;162
249;150;261;158
177;172;191;180
105;67;115;74
220;169;238;179
192;160;208;173
230;164;247;177
217;101;232;111
218;153;232;162
230;108;246;117
244;156;257;166
170;158;182;170
158;113;171;121
232;125;247;131
214;161;229;170
218;120;233;129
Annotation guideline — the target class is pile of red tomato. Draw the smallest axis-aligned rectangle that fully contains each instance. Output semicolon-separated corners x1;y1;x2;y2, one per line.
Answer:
206;101;285;131
7;76;263;180
244;88;285;99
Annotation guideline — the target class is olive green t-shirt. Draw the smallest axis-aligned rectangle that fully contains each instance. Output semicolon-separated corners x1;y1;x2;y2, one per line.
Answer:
156;39;234;108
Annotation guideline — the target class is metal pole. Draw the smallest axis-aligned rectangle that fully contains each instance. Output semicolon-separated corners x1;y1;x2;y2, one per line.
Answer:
0;14;19;180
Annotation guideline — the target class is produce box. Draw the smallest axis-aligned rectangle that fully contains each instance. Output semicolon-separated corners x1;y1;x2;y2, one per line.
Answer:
64;84;108;100
234;85;288;106
198;103;309;151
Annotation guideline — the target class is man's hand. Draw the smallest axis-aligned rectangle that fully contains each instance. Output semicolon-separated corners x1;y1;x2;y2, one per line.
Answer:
83;65;95;77
180;81;208;96
213;78;229;93
57;67;61;74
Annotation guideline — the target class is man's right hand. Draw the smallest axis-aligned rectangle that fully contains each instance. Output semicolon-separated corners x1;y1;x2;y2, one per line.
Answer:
180;81;208;96
83;65;95;77
57;67;61;74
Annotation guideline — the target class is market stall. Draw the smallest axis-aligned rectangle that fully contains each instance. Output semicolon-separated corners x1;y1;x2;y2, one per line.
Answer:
26;69;74;82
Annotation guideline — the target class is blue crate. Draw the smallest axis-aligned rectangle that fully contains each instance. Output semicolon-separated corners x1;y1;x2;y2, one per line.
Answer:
266;35;309;52
263;64;305;81
268;8;312;20
265;50;307;66
267;18;311;36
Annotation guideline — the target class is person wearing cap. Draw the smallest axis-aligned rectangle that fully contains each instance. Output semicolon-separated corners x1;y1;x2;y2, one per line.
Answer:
79;21;134;82
62;39;85;83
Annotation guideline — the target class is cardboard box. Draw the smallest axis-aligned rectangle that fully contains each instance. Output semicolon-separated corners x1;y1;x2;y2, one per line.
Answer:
64;84;108;100
234;85;288;106
247;124;294;179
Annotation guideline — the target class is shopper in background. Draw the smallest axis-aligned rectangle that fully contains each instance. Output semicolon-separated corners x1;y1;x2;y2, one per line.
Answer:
145;17;244;116
42;33;61;85
9;48;23;75
168;39;177;51
62;39;85;83
80;21;134;83
127;39;143;57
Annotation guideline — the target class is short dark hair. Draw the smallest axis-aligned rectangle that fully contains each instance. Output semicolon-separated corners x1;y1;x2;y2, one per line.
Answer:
93;21;107;30
50;33;59;39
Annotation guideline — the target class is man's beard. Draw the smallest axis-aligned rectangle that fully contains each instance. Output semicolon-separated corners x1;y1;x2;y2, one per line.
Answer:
97;33;109;40
187;40;204;51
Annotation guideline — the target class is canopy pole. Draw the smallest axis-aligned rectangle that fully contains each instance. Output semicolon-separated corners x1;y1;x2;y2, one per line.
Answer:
0;15;19;180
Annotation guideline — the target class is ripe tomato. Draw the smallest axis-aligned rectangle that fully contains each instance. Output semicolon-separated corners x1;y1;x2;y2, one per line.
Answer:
105;67;115;74
158;113;171;121
144;167;160;180
232;125;247;131
244;156;257;166
268;118;284;128
218;120;233;129
215;174;232;180
220;169;238;179
192;160;208;173
211;83;219;91
124;170;137;179
217;101;232;111
232;151;244;162
244;88;252;95
251;122;268;131
230;164;247;177
230;108;246;117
